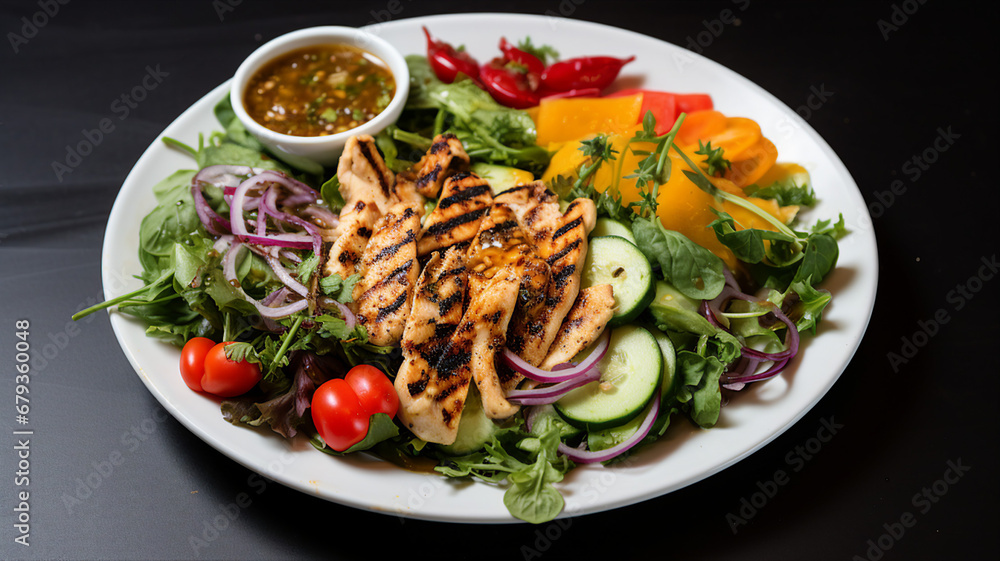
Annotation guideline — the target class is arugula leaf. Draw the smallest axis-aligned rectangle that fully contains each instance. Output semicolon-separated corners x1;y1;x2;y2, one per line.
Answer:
632;216;725;300
788;278;833;334
809;213;848;238
746;177;817;207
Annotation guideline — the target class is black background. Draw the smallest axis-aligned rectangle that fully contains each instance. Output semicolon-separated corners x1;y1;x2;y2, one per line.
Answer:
1;1;997;560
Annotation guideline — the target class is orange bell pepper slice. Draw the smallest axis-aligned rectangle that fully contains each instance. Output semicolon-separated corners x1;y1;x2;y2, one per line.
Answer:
726;136;778;188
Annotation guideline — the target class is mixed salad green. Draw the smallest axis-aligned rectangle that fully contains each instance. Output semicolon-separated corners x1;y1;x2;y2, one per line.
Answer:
77;51;845;524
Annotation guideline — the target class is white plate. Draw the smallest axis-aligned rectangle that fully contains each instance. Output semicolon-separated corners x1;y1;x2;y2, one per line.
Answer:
103;13;878;523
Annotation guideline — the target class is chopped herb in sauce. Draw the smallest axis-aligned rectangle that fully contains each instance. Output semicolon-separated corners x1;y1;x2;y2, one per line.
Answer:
244;44;396;137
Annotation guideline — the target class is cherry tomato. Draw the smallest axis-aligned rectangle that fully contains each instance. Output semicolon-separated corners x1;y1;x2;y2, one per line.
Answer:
312;379;370;451
179;337;215;392
200;342;262;398
345;365;399;418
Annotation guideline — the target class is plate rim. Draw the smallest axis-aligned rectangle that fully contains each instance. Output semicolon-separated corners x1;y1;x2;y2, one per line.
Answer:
102;12;879;524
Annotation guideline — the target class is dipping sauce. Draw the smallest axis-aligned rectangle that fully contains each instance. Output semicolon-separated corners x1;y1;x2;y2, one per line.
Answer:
244;44;396;137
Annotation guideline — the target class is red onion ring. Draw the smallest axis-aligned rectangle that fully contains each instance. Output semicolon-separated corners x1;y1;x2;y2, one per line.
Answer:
502;330;611;383
506;367;603;406
557;392;661;464
222;241;308;319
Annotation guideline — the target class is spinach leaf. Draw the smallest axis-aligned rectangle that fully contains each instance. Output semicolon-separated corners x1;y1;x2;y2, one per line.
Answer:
632;216;725;300
673;351;724;428
320;174;345;211
708;209;796;265
791;234;839;286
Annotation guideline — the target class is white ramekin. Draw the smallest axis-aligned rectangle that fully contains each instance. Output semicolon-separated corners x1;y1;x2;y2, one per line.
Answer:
231;26;409;168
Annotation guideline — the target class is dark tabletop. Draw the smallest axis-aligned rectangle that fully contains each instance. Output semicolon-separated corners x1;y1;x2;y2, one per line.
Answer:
1;1;997;560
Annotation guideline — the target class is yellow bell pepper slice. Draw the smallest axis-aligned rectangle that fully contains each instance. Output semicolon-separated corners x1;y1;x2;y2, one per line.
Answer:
535;94;643;147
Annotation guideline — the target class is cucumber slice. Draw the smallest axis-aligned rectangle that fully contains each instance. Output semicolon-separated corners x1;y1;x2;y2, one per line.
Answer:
555;326;662;431
471;162;534;193
649;326;678;404
588;326;676;451
590;218;636;243
582;236;655;327
437;385;501;456
587;398;654;452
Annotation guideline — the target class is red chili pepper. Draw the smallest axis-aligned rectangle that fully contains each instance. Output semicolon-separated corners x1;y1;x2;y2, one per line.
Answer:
479;59;540;109
423;26;480;83
499;37;545;77
540;55;636;93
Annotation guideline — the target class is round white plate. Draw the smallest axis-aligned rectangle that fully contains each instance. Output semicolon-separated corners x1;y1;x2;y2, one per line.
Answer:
103;13;878;523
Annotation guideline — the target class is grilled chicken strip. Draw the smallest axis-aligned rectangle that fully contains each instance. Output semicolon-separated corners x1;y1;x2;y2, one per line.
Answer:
414;133;470;198
498;183;598;366
337;134;396;215
352;203;421;346
395;246;470;444
436;264;523;422
466;204;549;311
418;171;493;256
322;200;380;279
539;284;616;370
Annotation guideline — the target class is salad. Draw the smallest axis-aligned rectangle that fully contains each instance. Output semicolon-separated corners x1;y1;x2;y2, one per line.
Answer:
78;30;845;524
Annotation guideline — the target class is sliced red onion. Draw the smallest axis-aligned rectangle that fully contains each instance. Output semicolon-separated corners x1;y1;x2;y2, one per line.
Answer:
191;182;231;236
194;165;265;189
212;235;233;254
728;357;790;385
229;175;314;249
266;253;309;297
334;301;356;331
557;392;661;464
259;184;322;255
739;304;800;362
506;367;602;405
222;241;308;319
503;330;611;383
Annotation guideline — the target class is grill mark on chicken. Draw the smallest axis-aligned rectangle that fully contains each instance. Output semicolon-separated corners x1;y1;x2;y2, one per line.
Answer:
357;137;392;198
414;133;469;198
546;238;582;265
540;284;615;370
394;246;471;444
418;173;493;256
500;189;597;367
352;203;420;346
552;217;583;241
372;229;416;263
424;207;488;237
439;183;491;209
415;164;441;191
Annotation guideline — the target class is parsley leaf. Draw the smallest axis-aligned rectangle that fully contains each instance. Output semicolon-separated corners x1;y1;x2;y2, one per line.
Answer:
319;273;361;303
695;140;731;176
517;36;560;65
